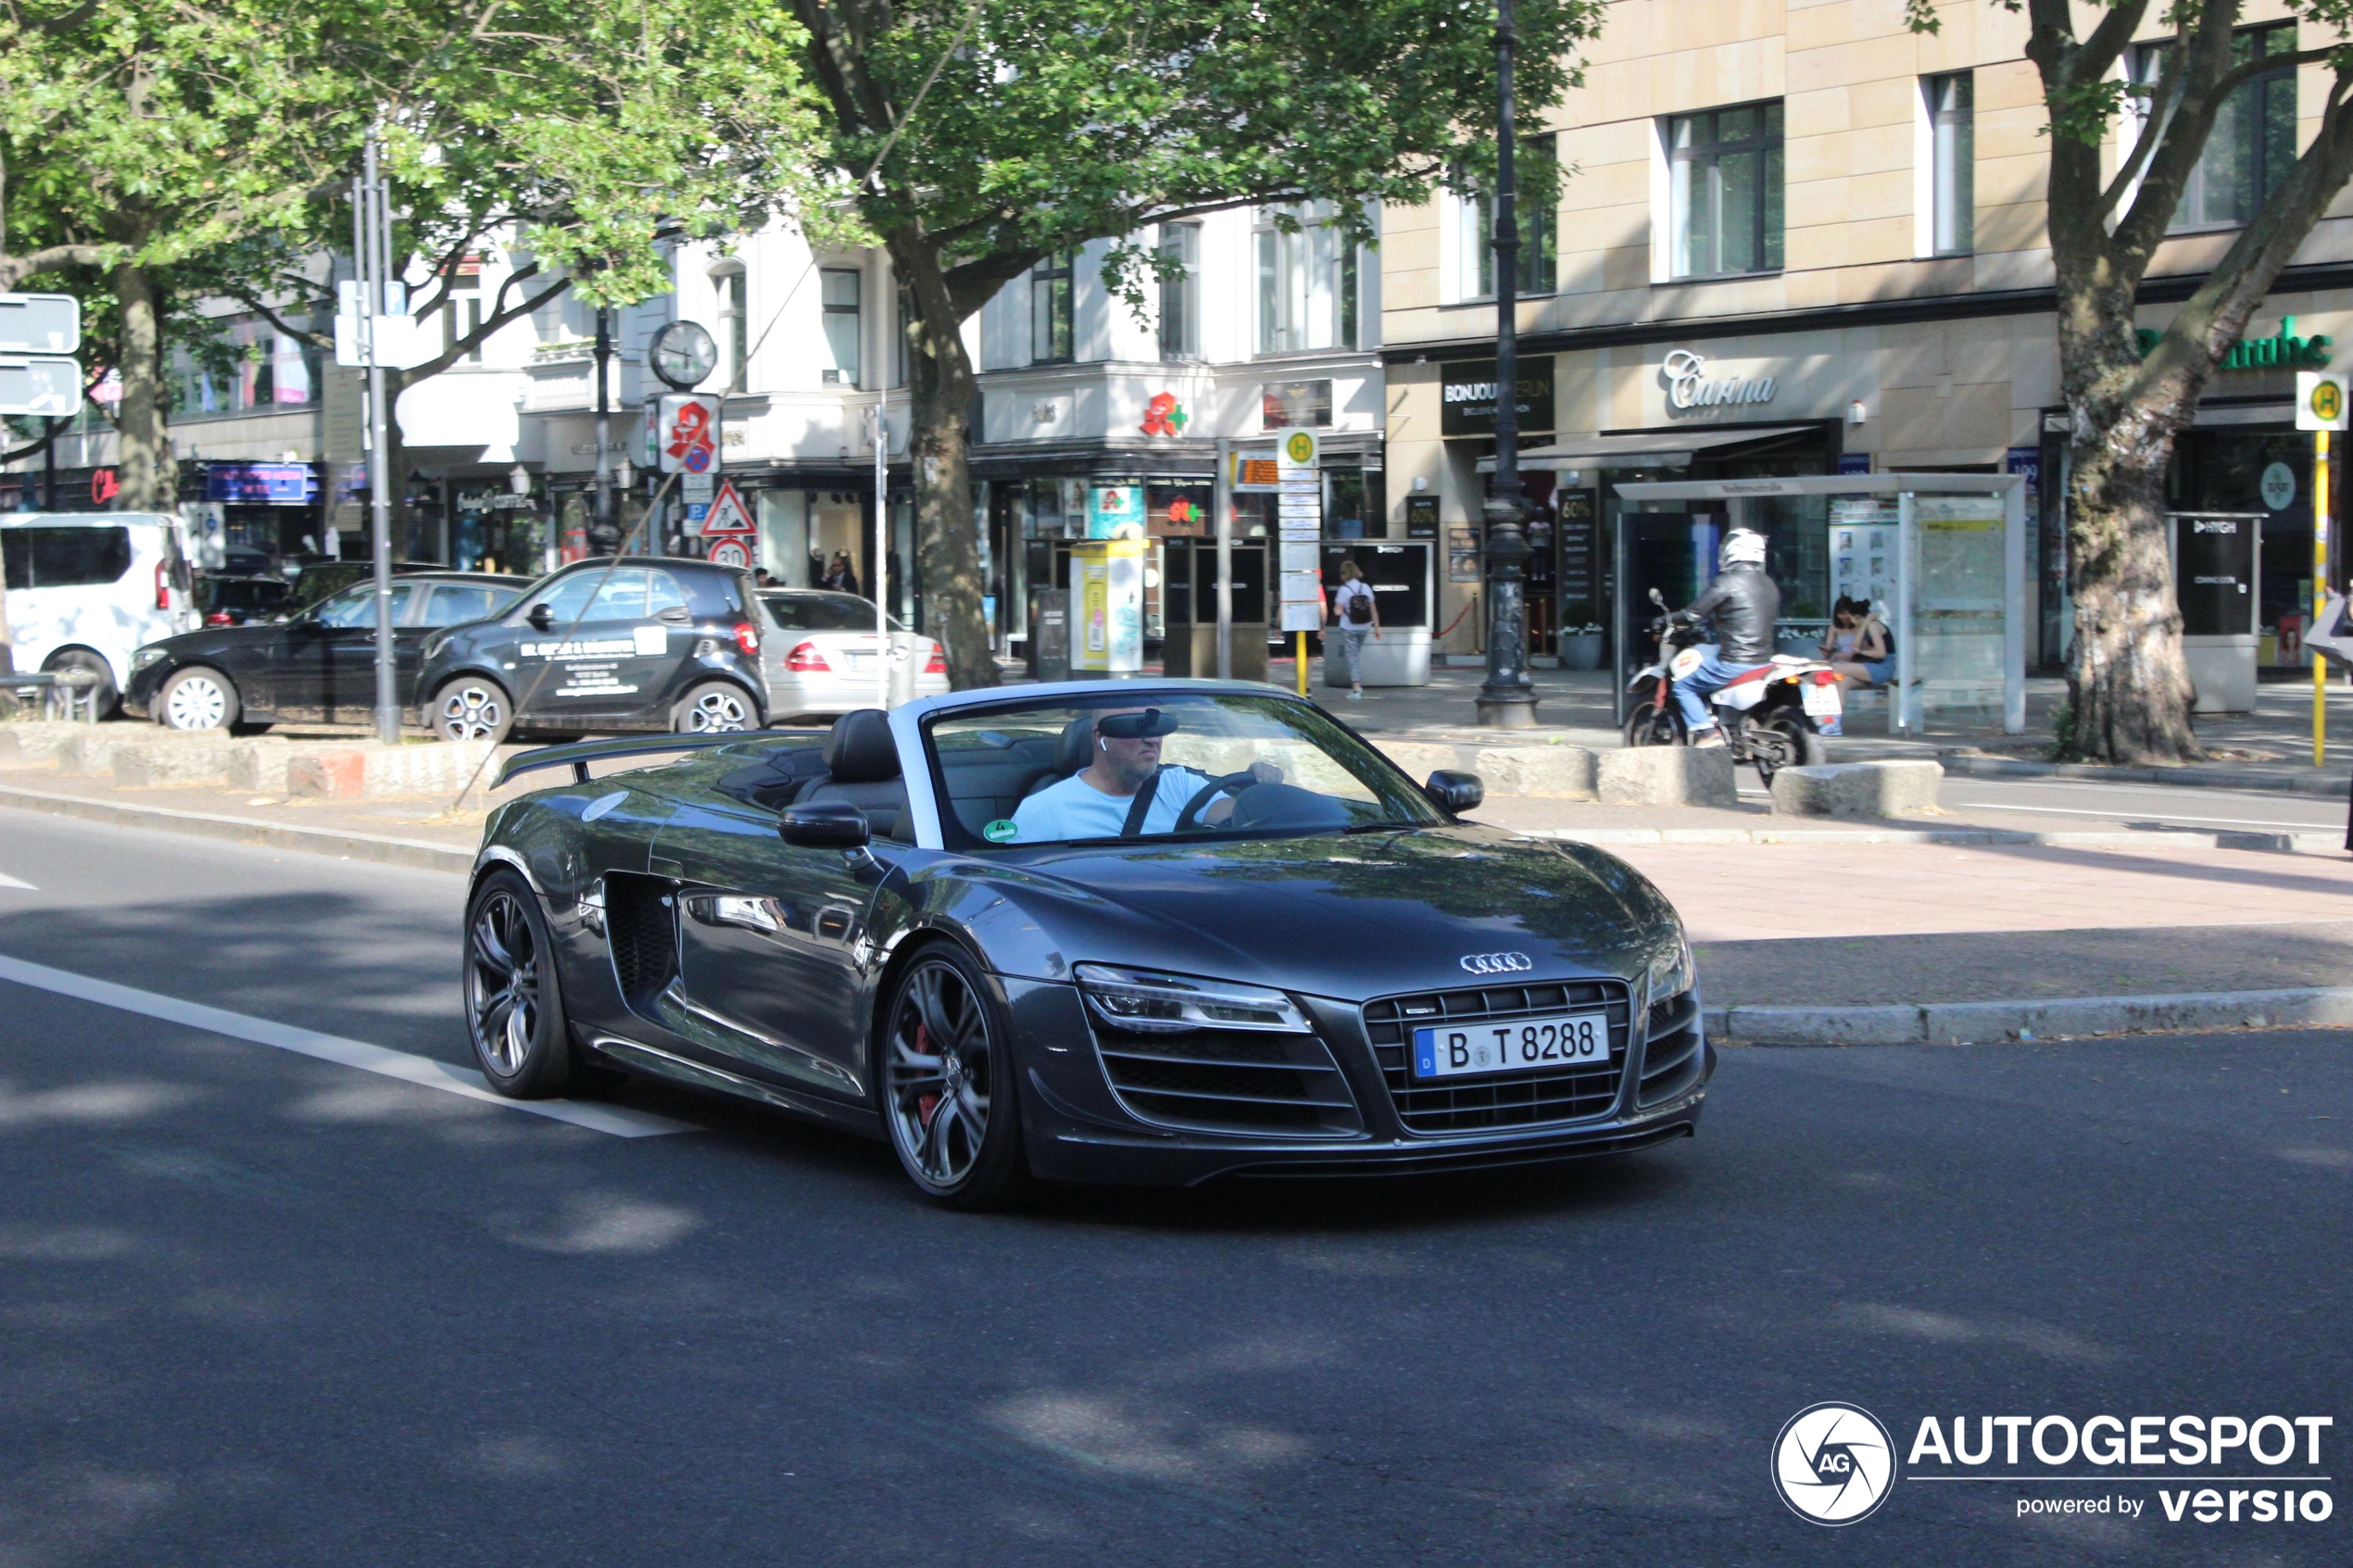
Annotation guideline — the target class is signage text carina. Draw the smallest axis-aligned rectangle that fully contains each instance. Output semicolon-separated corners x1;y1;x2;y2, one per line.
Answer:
1664;348;1776;410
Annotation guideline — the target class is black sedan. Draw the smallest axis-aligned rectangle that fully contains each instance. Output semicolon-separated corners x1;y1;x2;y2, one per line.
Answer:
464;680;1708;1207
416;556;768;742
125;571;528;731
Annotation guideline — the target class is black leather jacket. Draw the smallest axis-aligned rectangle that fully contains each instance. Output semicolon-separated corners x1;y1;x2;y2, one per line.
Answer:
1682;564;1781;666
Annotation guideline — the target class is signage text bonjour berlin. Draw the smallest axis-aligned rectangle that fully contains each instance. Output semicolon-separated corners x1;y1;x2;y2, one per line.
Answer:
1664;347;1776;410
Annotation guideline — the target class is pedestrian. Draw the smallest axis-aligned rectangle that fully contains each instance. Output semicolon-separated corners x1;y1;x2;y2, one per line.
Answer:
754;567;775;587
1326;560;1380;701
829;552;862;596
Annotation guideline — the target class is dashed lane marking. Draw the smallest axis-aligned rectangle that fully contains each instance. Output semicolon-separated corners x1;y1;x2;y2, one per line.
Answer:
0;952;694;1138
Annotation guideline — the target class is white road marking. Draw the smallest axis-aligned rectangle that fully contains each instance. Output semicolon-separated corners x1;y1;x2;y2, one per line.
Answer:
0;872;34;890
1944;801;2336;830
0;953;693;1138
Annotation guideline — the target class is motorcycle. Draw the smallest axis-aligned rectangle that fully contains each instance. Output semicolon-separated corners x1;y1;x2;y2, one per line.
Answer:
1622;587;1842;784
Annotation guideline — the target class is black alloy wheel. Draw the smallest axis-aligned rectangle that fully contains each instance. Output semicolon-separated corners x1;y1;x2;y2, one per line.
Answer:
464;869;575;1098
1747;708;1827;786
880;945;1027;1210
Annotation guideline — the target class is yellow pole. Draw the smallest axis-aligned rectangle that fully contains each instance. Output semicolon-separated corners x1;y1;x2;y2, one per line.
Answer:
1296;631;1308;696
2318;428;2331;768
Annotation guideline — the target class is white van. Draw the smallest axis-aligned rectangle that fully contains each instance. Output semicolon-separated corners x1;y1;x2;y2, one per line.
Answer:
2;513;199;713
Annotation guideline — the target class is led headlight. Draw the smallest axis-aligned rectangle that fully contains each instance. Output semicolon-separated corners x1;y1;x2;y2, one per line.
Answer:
132;646;169;671
1073;964;1310;1035
1647;931;1694;1002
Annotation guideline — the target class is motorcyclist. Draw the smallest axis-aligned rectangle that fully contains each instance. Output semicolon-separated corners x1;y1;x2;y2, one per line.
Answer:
1669;527;1780;747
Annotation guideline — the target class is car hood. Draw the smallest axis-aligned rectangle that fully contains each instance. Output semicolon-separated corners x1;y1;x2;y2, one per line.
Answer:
965;824;1680;1000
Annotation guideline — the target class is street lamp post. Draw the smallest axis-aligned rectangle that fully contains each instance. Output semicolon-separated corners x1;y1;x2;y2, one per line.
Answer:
1475;0;1540;728
592;305;616;553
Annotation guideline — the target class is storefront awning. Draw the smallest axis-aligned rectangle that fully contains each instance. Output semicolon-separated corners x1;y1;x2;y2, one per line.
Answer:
1475;426;1816;473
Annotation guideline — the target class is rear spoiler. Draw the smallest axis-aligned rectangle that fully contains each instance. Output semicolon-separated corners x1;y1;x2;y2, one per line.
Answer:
495;731;794;790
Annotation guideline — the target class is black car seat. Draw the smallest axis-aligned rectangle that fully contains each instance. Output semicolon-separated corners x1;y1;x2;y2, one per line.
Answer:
1013;714;1099;804
799;709;910;839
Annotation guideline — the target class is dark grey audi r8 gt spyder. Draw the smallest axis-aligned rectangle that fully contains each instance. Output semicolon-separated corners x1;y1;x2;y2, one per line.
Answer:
464;680;1709;1207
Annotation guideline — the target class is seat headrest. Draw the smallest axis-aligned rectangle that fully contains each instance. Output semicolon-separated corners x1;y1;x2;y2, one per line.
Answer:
823;709;900;784
1056;714;1098;777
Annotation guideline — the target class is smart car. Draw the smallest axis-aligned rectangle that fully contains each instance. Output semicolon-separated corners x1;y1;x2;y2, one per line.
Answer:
462;680;1709;1208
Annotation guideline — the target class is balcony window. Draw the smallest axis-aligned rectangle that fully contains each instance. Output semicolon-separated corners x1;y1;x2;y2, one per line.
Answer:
1158;223;1201;361
1254;204;1356;355
821;267;861;387
1667;100;1783;278
1465;135;1558;297
1031;251;1074;364
1926;73;1974;255
2135;23;2296;232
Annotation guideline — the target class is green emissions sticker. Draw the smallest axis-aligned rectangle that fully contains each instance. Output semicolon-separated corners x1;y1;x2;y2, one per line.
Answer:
983;819;1020;843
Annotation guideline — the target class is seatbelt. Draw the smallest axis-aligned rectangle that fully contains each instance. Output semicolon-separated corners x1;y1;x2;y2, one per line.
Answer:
1118;767;1164;837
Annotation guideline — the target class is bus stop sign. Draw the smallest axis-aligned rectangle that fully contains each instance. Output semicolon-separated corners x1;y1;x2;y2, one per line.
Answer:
2297;371;2347;431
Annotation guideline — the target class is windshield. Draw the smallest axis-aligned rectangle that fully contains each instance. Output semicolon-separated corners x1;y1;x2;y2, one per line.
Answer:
761;592;905;633
926;690;1444;849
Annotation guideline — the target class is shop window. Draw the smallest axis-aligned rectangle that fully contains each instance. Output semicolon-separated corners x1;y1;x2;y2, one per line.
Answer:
172;317;321;415
1031;251;1075;364
1147;480;1212;535
1261;380;1333;429
1158;223;1202;361
1667;100;1784;278
2134;24;2296;232
1926;73;1974;255
1254;204;1357;355
821;268;862;386
442;297;484;363
1461;135;1558;298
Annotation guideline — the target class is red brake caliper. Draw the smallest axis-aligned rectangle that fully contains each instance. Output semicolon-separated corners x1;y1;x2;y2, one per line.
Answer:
914;1022;940;1128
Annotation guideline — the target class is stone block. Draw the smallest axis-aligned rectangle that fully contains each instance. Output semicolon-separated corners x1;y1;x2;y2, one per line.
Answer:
1769;759;1944;819
57;727;229;776
286;739;500;799
0;721;101;767
1371;741;1598;800
226;738;295;792
1596;745;1739;808
110;738;245;787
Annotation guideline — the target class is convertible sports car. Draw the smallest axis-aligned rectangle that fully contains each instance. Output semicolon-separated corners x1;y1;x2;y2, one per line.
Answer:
465;680;1710;1207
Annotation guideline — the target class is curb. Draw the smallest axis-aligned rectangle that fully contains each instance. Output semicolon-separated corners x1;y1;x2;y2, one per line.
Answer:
1519;824;2344;853
1936;752;2351;798
0;784;475;874
1705;985;2353;1047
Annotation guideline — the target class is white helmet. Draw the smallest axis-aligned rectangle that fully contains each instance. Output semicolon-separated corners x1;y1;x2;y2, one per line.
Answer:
1720;527;1767;569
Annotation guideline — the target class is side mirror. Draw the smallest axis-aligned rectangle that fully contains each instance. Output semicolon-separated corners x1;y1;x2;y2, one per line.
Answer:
779;799;872;850
1423;770;1484;813
526;603;555;632
1647;586;1667;608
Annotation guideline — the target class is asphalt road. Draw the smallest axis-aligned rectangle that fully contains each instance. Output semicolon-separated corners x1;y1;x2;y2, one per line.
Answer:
0;809;2346;1566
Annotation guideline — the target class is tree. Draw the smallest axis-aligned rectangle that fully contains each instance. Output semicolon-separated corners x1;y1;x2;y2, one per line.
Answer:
786;0;1604;687
1908;1;2353;763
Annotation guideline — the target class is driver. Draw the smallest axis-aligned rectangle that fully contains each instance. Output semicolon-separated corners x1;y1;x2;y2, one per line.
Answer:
1010;708;1266;841
1670;526;1780;748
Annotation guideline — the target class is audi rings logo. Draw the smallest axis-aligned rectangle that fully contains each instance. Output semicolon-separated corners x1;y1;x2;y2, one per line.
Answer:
1458;951;1532;976
1772;1403;1897;1525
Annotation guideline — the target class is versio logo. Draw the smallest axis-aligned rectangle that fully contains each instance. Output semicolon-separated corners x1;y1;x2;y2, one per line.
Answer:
1773;1403;1897;1525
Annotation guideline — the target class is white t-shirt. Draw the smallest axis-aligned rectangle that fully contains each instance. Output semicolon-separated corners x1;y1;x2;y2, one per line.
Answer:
1333;580;1375;625
1009;766;1212;843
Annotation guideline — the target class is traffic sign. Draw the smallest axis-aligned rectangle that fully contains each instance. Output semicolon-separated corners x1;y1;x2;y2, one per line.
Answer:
701;479;754;538
1276;427;1321;473
658;394;723;474
2297;371;2348;431
706;536;754;569
0;293;79;355
0;356;82;417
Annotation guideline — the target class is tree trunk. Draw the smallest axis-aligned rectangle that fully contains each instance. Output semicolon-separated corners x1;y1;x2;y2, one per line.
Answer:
889;231;998;690
2061;403;2202;764
111;261;172;512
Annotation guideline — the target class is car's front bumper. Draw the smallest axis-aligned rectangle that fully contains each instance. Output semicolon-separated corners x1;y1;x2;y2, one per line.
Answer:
1003;975;1712;1187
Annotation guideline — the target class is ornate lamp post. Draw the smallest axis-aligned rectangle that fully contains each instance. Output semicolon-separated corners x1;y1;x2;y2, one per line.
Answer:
1475;0;1540;728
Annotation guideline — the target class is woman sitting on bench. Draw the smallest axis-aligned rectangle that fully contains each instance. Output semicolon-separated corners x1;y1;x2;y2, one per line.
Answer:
1818;596;1896;691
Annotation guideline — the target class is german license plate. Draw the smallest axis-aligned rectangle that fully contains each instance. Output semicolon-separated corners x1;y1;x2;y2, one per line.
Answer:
1412;1010;1610;1080
841;651;874;671
1802;679;1843;717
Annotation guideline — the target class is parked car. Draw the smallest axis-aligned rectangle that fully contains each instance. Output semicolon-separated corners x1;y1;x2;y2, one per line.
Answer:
415;556;768;742
124;571;528;730
461;683;1706;1207
1;512;198;715
195;573;294;626
280;558;444;617
759;590;950;721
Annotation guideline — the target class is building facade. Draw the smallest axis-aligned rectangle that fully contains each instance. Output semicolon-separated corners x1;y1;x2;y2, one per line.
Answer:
1382;0;2350;672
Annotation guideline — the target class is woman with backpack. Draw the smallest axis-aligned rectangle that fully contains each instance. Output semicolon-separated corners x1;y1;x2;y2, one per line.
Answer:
1327;560;1381;701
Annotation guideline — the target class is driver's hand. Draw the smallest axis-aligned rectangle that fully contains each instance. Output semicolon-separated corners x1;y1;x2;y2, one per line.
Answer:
1203;797;1236;824
1247;760;1284;784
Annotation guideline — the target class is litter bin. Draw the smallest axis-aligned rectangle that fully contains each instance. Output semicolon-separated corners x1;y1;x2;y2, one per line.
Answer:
1028;588;1070;683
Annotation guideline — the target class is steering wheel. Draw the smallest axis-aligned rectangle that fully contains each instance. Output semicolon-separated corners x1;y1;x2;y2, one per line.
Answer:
1173;771;1262;833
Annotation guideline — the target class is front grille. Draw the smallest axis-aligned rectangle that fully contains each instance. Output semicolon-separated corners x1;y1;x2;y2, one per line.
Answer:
1639;989;1704;1104
1363;979;1630;1135
1090;1022;1363;1138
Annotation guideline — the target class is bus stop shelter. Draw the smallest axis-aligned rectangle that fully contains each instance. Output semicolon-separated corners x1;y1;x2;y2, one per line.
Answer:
1612;472;2028;735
